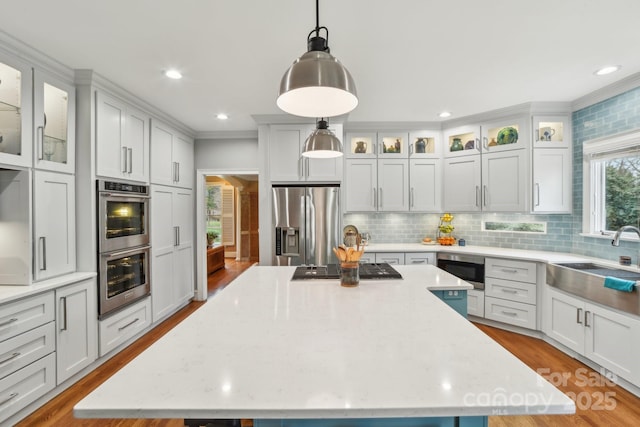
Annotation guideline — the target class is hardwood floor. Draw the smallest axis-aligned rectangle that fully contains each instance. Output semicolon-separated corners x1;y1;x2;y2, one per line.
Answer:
17;270;640;426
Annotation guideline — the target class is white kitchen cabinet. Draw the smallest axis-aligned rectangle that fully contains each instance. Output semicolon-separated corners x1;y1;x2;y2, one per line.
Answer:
0;52;32;169
443;155;481;212
409;130;441;158
481;149;528;212
33;70;75;174
55;278;98;384
150;119;194;189
443;125;481;158
533;115;571;148
345;132;377;158
467;289;485;317
409;158;441;212
96;91;150;183
358;253;375;264
544;286;640;386
377;159;409;211
99;297;151;357
377;132;409;157
344;158;377;212
405;252;436;265
532;148;572;213
480;116;530;154
0;169;30;285
268;124;343;183
150;185;194;322
374;252;405;265
33;170;75;281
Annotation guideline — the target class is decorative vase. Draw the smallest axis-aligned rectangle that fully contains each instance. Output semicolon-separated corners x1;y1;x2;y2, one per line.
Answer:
415;138;426;153
451;138;464;152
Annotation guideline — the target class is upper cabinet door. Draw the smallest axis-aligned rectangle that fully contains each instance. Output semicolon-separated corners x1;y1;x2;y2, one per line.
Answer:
481;116;530;153
0;52;32;168
150;119;174;186
377;132;409;158
443;125;481;157
96;91;126;178
124;106;150;183
532;115;571;148
33;71;75;174
345;132;377;158
409;130;441;158
173;133;194;189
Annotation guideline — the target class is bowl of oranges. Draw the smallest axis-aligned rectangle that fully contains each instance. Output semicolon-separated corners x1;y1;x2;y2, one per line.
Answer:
437;236;456;246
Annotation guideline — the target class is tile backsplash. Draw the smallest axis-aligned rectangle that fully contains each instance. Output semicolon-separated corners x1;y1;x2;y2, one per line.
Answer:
343;84;640;263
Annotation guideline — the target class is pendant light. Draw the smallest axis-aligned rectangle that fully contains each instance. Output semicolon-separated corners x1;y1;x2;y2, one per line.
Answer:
302;119;343;158
277;0;358;118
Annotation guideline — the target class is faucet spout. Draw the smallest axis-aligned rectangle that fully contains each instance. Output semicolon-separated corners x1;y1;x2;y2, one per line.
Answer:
612;225;640;246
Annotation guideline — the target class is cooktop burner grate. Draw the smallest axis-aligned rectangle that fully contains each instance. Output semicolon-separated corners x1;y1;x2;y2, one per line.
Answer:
291;263;403;280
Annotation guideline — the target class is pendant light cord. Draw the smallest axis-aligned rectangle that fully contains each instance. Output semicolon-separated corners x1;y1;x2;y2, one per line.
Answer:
315;0;319;37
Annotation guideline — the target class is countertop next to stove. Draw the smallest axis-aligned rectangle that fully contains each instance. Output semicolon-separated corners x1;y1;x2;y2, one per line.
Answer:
75;265;574;421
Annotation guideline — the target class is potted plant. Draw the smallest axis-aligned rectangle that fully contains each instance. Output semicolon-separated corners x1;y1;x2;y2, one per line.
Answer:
206;231;219;247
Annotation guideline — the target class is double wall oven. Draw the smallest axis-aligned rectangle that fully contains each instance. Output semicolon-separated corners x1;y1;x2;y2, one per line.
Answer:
97;180;150;318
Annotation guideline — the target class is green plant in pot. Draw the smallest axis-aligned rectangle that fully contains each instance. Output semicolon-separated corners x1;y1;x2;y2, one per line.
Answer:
207;231;219;246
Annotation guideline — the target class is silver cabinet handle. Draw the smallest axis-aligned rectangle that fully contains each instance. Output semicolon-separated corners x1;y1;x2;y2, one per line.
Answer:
104;245;151;259
410;187;414;208
475;186;480;207
411;259;426;264
475;138;480;150
483;185;488;207
177;162;180;182
501;288;518;294
409;144;414;155
501;268;518;273
584;310;591;327
122;146;128;173
501;310;518;317
37;126;44;160
118;317;140;332
60;296;67;331
535;129;540;141
577;308;583;324
0;317;18;328
483;136;488;150
174;226;179;246
379;188;382;209
535;183;541;207
173;161;178;182
39;236;47;271
372;188;376;209
0;352;20;365
177;226;181;246
127;148;133;173
0;392;18;406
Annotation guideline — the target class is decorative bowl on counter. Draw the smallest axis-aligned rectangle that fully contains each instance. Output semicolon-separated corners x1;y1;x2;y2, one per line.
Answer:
438;236;456;246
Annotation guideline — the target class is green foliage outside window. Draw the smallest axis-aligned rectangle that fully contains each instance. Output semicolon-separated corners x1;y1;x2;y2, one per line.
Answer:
605;157;640;230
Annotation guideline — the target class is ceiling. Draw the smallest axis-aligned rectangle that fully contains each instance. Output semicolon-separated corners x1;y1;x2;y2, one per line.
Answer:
2;1;639;135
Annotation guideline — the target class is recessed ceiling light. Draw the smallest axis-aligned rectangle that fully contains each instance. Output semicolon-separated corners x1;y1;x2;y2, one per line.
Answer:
594;65;621;76
216;113;229;120
164;69;183;79
439;111;452;118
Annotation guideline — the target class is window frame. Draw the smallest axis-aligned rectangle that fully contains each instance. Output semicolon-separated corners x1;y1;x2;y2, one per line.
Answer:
582;130;640;241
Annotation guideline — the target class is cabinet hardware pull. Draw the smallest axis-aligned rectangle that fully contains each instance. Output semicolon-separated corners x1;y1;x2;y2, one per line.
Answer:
174;226;179;247
535;129;540;141
40;236;47;271
379;188;382;209
60;296;68;331
501;288;518;294
411;260;426;264
104;245;151;259
535;183;541;207
501;310;518;316
0;318;18;328
483;136;488;150
577;307;583;324
501;268;518;273
122;146;128;173
118;317;140;332
410;187;414;208
176;162;180;182
483;185;488;207
37;126;44;160
173;161;178;182
177;226;181;246
127;148;133;173
372;188;376;209
475;186;479;207
100;192;151;199
0;392;18;406
0;352;20;365
409;144;413;155
584;310;591;327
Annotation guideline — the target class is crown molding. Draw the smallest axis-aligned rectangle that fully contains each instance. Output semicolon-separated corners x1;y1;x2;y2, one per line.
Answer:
572;72;640;112
344;121;443;131
196;130;258;140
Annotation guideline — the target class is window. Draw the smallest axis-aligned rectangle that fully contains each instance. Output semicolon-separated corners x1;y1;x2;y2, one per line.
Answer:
583;131;640;238
206;184;222;244
206;183;235;246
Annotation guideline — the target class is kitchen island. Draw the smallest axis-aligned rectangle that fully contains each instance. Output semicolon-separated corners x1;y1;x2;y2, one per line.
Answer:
74;265;574;426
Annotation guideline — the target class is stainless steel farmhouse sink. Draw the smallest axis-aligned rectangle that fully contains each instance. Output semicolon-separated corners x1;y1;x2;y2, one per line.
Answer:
547;263;640;316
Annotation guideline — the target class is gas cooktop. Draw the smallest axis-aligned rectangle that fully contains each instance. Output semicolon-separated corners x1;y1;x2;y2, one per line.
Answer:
291;263;403;281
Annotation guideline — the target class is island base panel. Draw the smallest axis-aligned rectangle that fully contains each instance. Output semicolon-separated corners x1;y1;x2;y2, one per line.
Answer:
253;416;487;427
431;290;468;317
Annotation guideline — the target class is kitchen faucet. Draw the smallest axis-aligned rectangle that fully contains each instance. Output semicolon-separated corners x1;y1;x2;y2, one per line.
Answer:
611;225;640;246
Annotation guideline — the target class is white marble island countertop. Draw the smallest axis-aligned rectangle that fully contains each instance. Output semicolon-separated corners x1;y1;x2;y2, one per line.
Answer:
75;265;574;420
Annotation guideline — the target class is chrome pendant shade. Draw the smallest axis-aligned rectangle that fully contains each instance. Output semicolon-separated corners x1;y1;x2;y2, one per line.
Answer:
302;119;343;158
277;0;358;118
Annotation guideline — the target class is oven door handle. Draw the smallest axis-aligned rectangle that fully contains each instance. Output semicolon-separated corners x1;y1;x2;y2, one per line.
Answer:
100;192;151;199
103;245;151;258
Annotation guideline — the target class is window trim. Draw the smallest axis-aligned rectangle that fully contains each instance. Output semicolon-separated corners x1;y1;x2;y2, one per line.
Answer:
582;129;640;241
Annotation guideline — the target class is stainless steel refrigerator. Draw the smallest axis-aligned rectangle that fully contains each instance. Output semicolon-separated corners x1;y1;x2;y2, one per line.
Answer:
272;185;341;266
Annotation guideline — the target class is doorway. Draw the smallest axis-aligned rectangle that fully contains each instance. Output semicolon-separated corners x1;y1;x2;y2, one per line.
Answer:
195;169;259;300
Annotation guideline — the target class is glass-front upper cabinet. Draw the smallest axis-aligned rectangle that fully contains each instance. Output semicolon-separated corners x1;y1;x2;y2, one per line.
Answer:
0;53;32;168
532;115;570;148
443;125;481;157
378;132;409;158
33;70;75;173
481;116;529;153
409;130;441;158
345;132;377;158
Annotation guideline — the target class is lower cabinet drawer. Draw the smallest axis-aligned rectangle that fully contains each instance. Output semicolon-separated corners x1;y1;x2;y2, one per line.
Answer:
467;289;485;318
0;322;55;380
485;277;537;305
99;298;151;357
0;292;55;343
374;253;405;265
405;252;436;266
484;296;536;330
0;352;56;424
